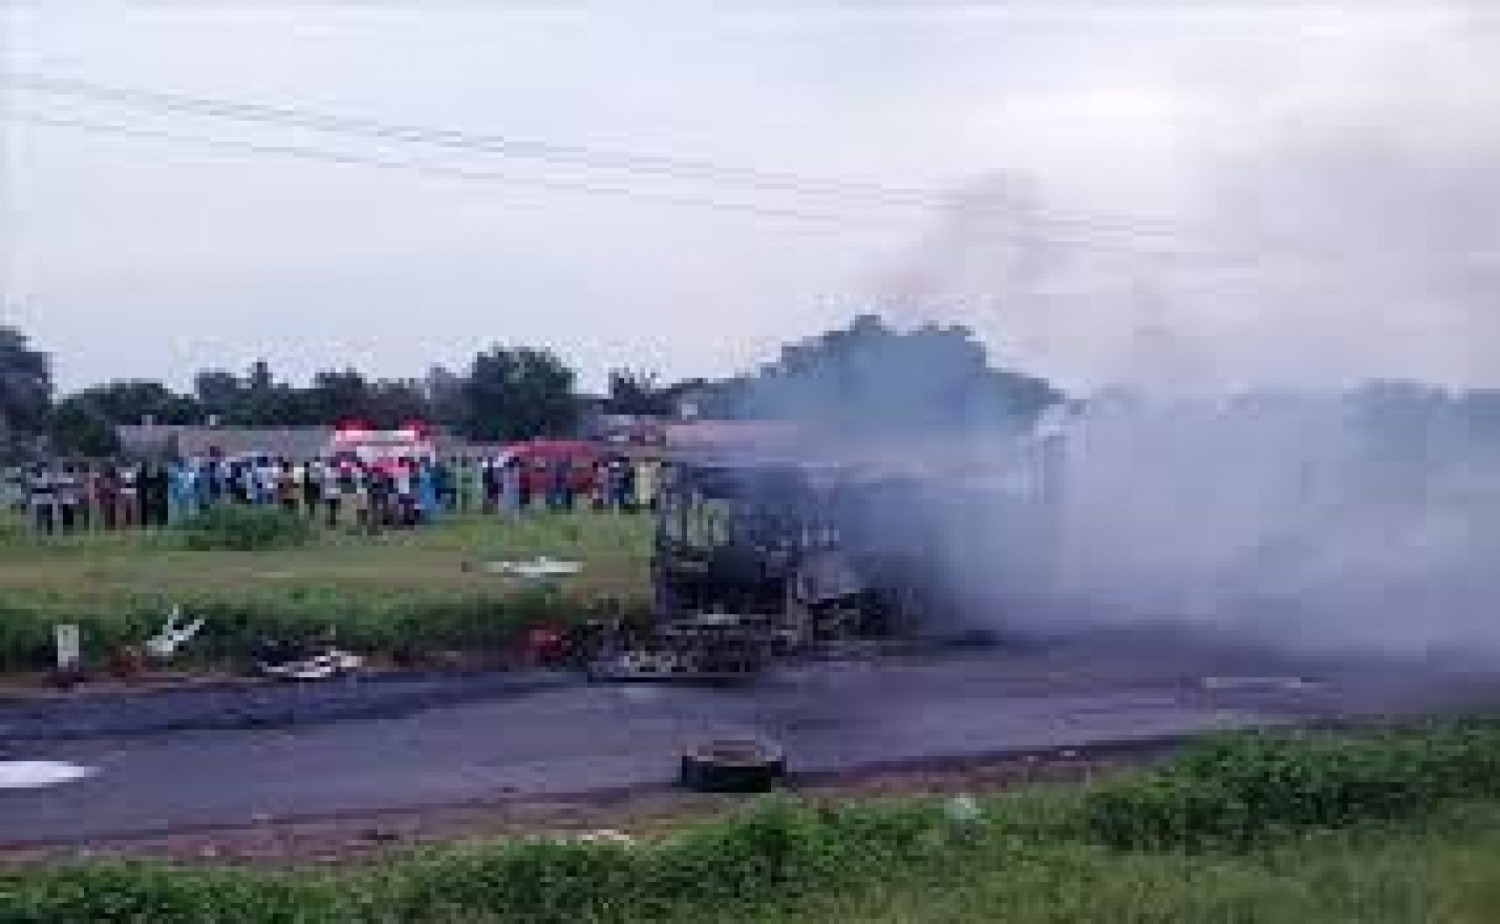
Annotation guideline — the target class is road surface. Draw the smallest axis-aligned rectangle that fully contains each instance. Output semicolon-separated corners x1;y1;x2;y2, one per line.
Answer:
4;638;1498;846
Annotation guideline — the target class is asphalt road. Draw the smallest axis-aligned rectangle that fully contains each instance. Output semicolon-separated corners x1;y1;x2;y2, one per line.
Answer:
4;639;1498;846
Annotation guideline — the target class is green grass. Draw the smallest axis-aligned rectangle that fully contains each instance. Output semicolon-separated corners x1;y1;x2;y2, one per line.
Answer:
8;723;1500;923
777;808;1500;924
0;509;653;672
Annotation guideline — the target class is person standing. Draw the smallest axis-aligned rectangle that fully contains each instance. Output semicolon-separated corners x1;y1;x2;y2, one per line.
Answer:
168;461;196;525
97;466;120;530
500;455;523;518
481;459;500;514
590;459;609;512
416;460;438;525
79;464;99;532
276;460;300;515
619;456;638;513
303;460;323;519
55;465;80;533
118;464;141;529
146;462;172;527
323;462;343;528
195;458;216;511
435;458;456;514
342;463;368;532
547;457;568;512
369;464;394;532
454;457;476;514
28;464;57;535
635;456;660;512
234;462;255;505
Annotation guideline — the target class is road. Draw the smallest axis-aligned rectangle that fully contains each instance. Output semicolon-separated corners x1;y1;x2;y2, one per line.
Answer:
4;638;1498;846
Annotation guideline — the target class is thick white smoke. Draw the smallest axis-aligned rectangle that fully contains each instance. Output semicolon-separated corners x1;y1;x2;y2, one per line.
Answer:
861;4;1500;659
1031;392;1500;660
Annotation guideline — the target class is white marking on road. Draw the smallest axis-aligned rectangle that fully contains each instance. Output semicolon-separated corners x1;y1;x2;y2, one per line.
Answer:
0;760;98;790
617;686;662;704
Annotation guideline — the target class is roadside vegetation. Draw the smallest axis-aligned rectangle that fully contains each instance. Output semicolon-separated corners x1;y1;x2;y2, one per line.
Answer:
0;510;652;674
7;720;1500;922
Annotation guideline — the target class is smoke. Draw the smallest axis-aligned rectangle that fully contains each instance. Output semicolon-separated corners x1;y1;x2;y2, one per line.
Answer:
874;4;1500;395
1021;390;1500;661
843;5;1500;660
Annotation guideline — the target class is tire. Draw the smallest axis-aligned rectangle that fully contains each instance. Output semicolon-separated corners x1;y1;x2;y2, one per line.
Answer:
679;738;786;793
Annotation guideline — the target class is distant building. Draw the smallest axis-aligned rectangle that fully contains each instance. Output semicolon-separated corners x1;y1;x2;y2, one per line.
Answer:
662;420;803;460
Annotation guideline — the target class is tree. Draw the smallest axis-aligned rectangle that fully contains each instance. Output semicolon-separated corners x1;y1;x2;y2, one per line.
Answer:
68;380;199;425
306;369;373;424
425;365;469;429
0;325;53;460
240;360;293;425
462;346;579;441
727;313;1061;433
605;368;674;416
193;369;242;424
51;395;121;457
365;379;431;429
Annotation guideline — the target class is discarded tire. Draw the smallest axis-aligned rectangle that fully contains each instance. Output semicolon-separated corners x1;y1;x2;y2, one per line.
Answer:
679;738;786;793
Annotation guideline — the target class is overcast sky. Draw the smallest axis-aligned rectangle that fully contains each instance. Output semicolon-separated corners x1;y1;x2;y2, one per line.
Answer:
4;1;1498;394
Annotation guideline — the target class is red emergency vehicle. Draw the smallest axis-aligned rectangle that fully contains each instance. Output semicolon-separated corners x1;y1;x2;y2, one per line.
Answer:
501;439;602;497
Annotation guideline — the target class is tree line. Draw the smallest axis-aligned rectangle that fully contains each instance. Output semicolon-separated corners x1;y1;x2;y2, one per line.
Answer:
9;313;1499;465
0;314;1068;461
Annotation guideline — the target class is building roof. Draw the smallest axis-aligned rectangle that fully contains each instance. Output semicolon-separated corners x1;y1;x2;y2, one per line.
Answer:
116;424;513;461
176;426;334;460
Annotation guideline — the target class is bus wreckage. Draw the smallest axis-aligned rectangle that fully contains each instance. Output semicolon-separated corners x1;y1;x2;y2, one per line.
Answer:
581;428;1065;682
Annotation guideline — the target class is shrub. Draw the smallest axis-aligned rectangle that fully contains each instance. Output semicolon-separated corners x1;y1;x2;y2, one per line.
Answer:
0;588;651;674
179;506;313;552
1082;724;1500;850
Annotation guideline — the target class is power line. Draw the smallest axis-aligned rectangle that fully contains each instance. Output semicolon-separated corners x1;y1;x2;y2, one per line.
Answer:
5;112;904;229
2;71;1214;247
22;111;1287;266
10;112;1377;271
5;72;939;209
17;98;1459;273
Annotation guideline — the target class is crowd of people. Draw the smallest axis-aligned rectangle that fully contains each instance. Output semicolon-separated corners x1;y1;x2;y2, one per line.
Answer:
9;451;662;536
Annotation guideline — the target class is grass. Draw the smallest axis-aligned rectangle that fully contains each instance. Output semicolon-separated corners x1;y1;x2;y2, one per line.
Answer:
0;509;653;672
8;723;1500;922
777;807;1500;924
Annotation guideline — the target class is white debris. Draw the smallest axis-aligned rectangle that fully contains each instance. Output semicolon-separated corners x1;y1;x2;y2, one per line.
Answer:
259;649;364;681
0;760;97;790
483;557;583;580
944;793;983;827
575;829;636;846
145;606;206;660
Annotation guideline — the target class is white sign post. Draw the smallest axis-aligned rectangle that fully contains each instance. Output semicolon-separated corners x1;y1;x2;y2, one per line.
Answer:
54;623;81;675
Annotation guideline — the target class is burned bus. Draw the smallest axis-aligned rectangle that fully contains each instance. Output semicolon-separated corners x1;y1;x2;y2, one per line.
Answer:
587;433;1063;680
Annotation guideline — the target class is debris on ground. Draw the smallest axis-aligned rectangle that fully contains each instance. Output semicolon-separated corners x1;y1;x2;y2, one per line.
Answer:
145;607;206;661
254;640;365;681
480;557;583;581
0;760;97;791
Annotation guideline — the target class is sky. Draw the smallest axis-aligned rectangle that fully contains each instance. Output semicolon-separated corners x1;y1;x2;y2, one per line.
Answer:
3;1;1498;394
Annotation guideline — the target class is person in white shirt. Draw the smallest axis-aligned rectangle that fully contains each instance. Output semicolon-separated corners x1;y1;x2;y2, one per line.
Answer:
28;465;57;535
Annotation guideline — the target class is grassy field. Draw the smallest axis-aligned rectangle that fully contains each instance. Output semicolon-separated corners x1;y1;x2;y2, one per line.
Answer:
8;722;1500;922
775;807;1500;924
0;509;653;672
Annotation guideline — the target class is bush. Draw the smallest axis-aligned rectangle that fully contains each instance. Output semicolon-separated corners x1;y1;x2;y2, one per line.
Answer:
179;505;314;552
1082;724;1500;850
0;588;648;674
0;797;995;924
